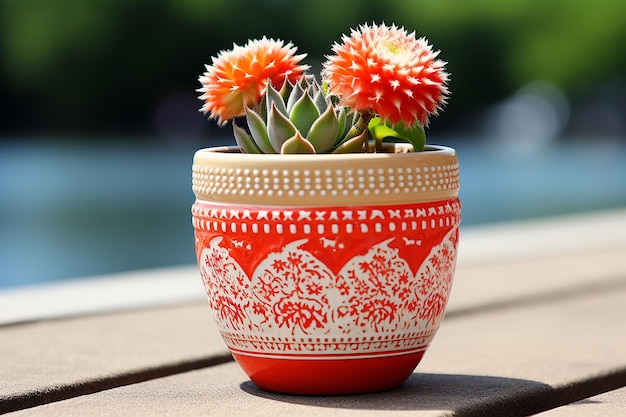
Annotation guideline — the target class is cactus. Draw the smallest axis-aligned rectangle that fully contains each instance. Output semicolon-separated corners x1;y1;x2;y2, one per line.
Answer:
232;76;369;154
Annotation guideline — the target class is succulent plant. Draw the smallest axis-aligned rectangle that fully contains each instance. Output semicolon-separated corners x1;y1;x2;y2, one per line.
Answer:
232;76;369;154
199;25;448;154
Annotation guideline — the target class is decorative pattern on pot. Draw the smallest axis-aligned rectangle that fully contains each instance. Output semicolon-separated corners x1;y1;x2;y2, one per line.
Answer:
193;199;459;387
195;201;459;358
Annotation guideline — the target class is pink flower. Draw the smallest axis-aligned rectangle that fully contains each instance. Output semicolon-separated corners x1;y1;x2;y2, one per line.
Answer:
198;37;309;125
323;23;449;127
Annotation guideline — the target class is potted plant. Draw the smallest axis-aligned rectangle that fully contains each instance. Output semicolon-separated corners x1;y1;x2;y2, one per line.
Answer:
192;22;460;395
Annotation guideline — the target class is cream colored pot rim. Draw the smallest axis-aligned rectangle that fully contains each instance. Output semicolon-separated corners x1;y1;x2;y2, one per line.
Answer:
192;143;460;206
195;143;456;162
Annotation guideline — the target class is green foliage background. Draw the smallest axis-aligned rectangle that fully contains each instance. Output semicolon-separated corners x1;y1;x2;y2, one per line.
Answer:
1;0;624;138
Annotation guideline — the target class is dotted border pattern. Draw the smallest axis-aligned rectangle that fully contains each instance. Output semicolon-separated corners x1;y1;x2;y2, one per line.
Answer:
192;145;460;205
192;200;461;237
193;163;460;201
221;329;436;356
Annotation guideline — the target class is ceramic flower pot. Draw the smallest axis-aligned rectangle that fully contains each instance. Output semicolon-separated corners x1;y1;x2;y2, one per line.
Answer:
192;143;461;394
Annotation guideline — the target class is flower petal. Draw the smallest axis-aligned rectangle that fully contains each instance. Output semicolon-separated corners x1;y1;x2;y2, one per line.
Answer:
322;23;449;127
198;37;309;124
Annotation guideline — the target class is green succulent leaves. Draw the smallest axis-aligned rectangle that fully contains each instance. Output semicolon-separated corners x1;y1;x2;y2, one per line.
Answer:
281;132;316;153
289;91;319;136
306;105;339;152
267;103;297;151
232;77;364;154
232;76;426;154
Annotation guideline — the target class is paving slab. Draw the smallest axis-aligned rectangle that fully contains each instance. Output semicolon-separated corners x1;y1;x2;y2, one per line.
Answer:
6;286;625;416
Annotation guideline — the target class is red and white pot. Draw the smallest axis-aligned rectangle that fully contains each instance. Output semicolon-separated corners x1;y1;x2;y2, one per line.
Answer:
192;143;461;394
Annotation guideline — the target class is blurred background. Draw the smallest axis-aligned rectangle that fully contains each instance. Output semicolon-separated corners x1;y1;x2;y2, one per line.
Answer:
1;0;625;288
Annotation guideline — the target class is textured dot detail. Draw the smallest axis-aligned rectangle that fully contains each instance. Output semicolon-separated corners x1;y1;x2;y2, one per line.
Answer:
192;162;460;200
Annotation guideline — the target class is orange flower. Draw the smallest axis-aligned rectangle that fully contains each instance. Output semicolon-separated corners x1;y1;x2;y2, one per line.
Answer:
323;23;449;127
198;37;309;125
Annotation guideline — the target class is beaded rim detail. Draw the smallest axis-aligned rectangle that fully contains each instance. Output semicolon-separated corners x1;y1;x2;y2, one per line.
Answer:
192;144;459;206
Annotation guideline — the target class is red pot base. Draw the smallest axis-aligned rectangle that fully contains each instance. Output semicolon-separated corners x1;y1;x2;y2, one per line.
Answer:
232;351;426;395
